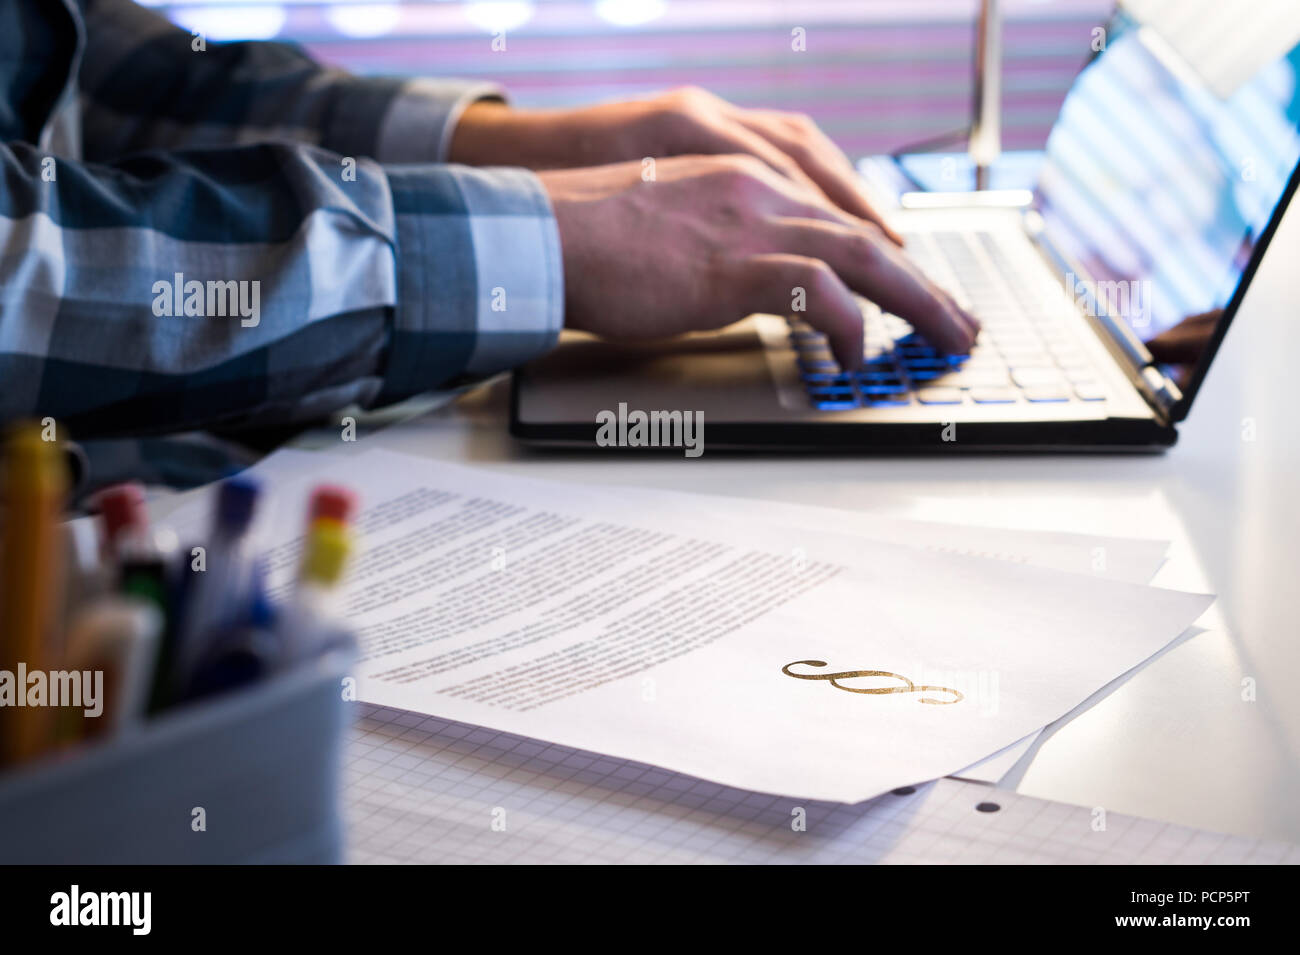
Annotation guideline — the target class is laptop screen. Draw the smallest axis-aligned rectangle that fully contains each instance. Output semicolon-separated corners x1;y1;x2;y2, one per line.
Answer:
1033;12;1300;402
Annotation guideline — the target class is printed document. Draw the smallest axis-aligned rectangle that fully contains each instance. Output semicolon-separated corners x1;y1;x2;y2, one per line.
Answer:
165;447;1211;802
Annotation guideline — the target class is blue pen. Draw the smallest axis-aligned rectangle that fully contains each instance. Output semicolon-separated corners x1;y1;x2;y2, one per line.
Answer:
185;584;280;701
171;477;261;698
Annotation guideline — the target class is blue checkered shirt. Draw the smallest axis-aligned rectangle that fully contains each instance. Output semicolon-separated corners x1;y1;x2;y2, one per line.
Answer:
2;0;562;487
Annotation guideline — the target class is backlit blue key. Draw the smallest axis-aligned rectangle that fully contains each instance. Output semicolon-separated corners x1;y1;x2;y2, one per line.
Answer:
906;369;952;381
798;358;838;372
800;371;849;383
860;384;908;395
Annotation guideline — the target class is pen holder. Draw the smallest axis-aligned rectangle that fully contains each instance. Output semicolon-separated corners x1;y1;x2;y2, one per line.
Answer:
0;646;354;864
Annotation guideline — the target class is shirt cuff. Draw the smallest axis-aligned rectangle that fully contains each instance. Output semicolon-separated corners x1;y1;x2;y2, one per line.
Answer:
373;78;506;164
379;164;564;404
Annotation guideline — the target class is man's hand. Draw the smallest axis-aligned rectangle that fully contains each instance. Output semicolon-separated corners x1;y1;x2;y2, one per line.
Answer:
538;155;978;368
451;87;903;243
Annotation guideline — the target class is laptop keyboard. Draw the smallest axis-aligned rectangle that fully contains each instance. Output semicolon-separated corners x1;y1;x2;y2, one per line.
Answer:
791;230;1107;410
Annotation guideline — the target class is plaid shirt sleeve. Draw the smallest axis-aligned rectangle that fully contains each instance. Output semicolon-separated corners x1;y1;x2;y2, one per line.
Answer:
0;0;563;441
78;0;501;165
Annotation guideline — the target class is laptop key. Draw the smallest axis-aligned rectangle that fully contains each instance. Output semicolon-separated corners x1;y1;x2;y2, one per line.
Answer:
1073;383;1107;401
916;388;964;404
1011;367;1065;388
969;388;1018;403
907;369;957;382
949;371;1011;388
812;399;859;411
860;383;908;395
1023;386;1070;402
863;394;910;406
1001;351;1053;367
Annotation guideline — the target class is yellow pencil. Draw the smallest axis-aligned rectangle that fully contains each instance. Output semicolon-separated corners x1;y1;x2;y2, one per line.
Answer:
0;422;68;766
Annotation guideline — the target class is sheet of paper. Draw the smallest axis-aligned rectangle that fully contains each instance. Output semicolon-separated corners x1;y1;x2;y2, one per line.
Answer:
255;449;1171;585
160;448;1165;787
561;481;1169;787
348;704;1298;864
163;446;1210;804
598;486;1169;583
951;732;1038;782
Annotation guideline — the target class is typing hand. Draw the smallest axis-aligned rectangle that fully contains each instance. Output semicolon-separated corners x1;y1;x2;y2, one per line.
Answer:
450;87;903;243
538;155;979;368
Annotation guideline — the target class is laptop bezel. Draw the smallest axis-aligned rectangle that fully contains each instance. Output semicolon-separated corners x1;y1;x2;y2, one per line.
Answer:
1166;156;1300;420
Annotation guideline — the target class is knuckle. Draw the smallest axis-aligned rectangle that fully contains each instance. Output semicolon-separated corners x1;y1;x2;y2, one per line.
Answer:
730;152;768;174
799;258;838;295
669;85;710;108
779;110;816;131
652;102;698;139
771;151;804;177
716;154;767;190
853;227;884;263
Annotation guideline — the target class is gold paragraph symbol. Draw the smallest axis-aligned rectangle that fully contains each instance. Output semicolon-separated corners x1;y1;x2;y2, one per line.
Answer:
781;660;964;705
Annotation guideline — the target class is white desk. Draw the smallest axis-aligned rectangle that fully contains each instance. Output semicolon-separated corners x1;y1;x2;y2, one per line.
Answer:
301;195;1300;844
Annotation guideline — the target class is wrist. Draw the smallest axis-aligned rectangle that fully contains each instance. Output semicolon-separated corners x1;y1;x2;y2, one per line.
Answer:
447;100;515;164
450;102;619;169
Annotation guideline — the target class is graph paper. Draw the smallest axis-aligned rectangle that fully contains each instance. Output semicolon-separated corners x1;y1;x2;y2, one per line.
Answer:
343;704;1298;864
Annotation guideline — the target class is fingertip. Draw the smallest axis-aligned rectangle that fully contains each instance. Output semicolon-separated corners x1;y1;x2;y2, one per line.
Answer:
925;311;975;356
948;322;977;355
828;329;863;372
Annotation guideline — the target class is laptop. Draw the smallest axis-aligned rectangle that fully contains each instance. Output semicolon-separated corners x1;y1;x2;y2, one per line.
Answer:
512;12;1300;452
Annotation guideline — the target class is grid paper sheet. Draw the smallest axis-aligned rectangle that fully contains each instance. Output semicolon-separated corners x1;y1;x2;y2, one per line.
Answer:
345;705;1299;865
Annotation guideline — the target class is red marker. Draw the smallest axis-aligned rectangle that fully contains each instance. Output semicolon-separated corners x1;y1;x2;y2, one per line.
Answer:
308;485;357;527
96;483;148;558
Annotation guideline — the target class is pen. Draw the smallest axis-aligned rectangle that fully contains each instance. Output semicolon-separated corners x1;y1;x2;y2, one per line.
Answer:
185;568;280;701
277;492;356;662
170;477;260;699
63;596;163;738
0;423;68;766
308;485;357;526
57;517;109;643
95;482;148;562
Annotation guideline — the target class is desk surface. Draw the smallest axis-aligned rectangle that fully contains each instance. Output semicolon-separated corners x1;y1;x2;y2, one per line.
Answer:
304;196;1300;844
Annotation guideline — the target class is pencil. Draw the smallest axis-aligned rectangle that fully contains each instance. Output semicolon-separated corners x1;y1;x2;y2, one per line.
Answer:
0;423;68;765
